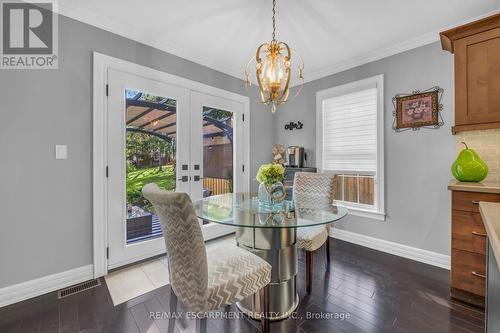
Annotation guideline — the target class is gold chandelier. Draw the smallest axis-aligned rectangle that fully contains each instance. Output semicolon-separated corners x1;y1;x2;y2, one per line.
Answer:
245;0;304;113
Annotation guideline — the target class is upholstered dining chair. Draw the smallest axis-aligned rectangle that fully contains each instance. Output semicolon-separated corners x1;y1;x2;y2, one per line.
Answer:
293;172;337;294
142;183;272;333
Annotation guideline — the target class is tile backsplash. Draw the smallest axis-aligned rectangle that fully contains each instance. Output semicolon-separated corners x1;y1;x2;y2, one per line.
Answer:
455;129;500;183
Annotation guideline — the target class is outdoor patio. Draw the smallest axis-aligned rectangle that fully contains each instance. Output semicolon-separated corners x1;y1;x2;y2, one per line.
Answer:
125;90;234;244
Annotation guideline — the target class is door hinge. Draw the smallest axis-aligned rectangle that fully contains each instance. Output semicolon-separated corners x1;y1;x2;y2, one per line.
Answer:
105;84;109;97
106;247;109;259
105;166;109;178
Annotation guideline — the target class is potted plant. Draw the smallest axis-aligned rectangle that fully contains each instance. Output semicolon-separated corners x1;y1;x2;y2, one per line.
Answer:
256;163;286;204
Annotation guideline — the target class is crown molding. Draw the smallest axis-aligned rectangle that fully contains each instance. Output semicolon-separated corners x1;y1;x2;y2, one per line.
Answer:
291;30;439;87
290;8;500;87
58;3;246;82
58;4;499;88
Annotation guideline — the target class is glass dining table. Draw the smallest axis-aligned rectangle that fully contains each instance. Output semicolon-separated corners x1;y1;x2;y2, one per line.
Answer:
192;192;348;321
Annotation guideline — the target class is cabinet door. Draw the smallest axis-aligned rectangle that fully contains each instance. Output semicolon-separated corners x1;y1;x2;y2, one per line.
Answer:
451;249;486;297
451;211;486;255
455;27;500;126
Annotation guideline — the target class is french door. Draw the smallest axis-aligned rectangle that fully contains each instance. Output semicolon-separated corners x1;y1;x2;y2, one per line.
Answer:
106;69;243;269
190;92;244;239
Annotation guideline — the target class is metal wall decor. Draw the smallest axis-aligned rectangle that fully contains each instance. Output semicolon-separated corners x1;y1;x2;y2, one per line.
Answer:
392;86;444;132
284;121;303;130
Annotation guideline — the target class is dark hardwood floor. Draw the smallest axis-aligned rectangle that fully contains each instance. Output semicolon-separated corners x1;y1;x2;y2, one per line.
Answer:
0;239;484;333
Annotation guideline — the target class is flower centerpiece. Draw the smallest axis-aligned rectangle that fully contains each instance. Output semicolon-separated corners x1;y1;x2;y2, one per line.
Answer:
256;163;286;204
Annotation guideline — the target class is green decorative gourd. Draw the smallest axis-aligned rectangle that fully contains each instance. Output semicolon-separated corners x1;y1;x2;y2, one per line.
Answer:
451;142;488;182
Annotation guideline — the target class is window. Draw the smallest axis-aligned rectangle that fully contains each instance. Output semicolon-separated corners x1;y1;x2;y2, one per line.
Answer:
316;75;385;220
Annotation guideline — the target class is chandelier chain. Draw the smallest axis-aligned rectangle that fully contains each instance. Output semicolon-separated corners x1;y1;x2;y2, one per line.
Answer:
272;0;276;42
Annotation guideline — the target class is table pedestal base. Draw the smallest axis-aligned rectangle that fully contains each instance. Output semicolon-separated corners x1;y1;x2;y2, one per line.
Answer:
236;226;298;321
236;284;299;321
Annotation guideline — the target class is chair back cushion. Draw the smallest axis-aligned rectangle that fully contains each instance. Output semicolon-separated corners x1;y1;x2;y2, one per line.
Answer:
142;183;208;312
293;172;336;209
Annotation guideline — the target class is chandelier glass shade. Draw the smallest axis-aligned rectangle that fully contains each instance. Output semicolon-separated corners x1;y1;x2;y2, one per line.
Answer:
245;0;304;113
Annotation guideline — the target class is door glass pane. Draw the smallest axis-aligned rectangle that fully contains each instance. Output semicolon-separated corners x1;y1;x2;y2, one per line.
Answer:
334;174;375;206
359;175;375;205
125;89;176;244
334;175;344;201
343;175;358;203
201;107;234;205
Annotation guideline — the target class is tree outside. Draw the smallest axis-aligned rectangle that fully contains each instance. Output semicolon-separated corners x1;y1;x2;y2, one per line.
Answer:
126;131;176;213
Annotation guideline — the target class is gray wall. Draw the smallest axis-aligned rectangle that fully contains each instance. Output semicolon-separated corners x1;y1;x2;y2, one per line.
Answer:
0;15;274;288
276;42;455;256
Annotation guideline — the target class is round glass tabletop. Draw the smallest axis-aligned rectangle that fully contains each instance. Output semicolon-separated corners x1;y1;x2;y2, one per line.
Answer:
193;192;348;228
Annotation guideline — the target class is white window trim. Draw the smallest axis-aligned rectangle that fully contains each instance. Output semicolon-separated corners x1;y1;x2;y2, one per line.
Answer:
316;74;385;221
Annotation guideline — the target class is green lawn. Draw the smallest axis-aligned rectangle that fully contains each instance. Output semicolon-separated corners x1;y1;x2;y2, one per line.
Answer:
126;165;175;210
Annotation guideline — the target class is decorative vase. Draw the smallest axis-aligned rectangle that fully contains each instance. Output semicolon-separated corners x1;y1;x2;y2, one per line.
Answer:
451;142;489;182
258;182;286;205
259;212;284;225
258;183;272;204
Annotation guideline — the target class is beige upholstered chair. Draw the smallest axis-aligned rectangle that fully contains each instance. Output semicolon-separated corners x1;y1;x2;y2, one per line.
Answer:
143;183;272;333
293;172;336;294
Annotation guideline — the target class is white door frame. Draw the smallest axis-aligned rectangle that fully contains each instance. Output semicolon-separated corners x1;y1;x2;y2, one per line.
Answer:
106;69;191;270
93;52;250;278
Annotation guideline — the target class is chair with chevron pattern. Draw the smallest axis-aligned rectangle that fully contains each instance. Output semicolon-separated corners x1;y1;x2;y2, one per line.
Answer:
293;172;337;294
142;183;272;333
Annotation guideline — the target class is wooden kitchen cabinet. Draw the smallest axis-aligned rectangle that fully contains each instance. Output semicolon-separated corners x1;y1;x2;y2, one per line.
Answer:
452;210;486;254
448;186;500;308
441;14;500;134
451;248;486;297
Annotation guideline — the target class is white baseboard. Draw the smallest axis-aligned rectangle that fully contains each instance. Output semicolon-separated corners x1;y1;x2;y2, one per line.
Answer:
330;228;450;270
0;265;94;307
0;230;450;307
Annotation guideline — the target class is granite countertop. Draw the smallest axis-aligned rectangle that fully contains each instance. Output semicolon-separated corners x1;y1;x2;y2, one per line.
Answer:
448;180;500;194
479;202;500;269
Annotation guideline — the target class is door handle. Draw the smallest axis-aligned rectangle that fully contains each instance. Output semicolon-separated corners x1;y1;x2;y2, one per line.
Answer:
194;175;204;182
471;231;487;237
471;200;480;205
177;176;189;182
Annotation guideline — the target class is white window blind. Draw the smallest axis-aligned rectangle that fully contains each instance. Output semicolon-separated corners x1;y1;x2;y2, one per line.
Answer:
322;87;377;173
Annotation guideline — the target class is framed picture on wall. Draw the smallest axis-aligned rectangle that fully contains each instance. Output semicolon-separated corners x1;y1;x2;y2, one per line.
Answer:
392;86;444;132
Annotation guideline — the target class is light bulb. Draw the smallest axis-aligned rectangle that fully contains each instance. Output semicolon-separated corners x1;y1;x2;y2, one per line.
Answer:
264;54;283;85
